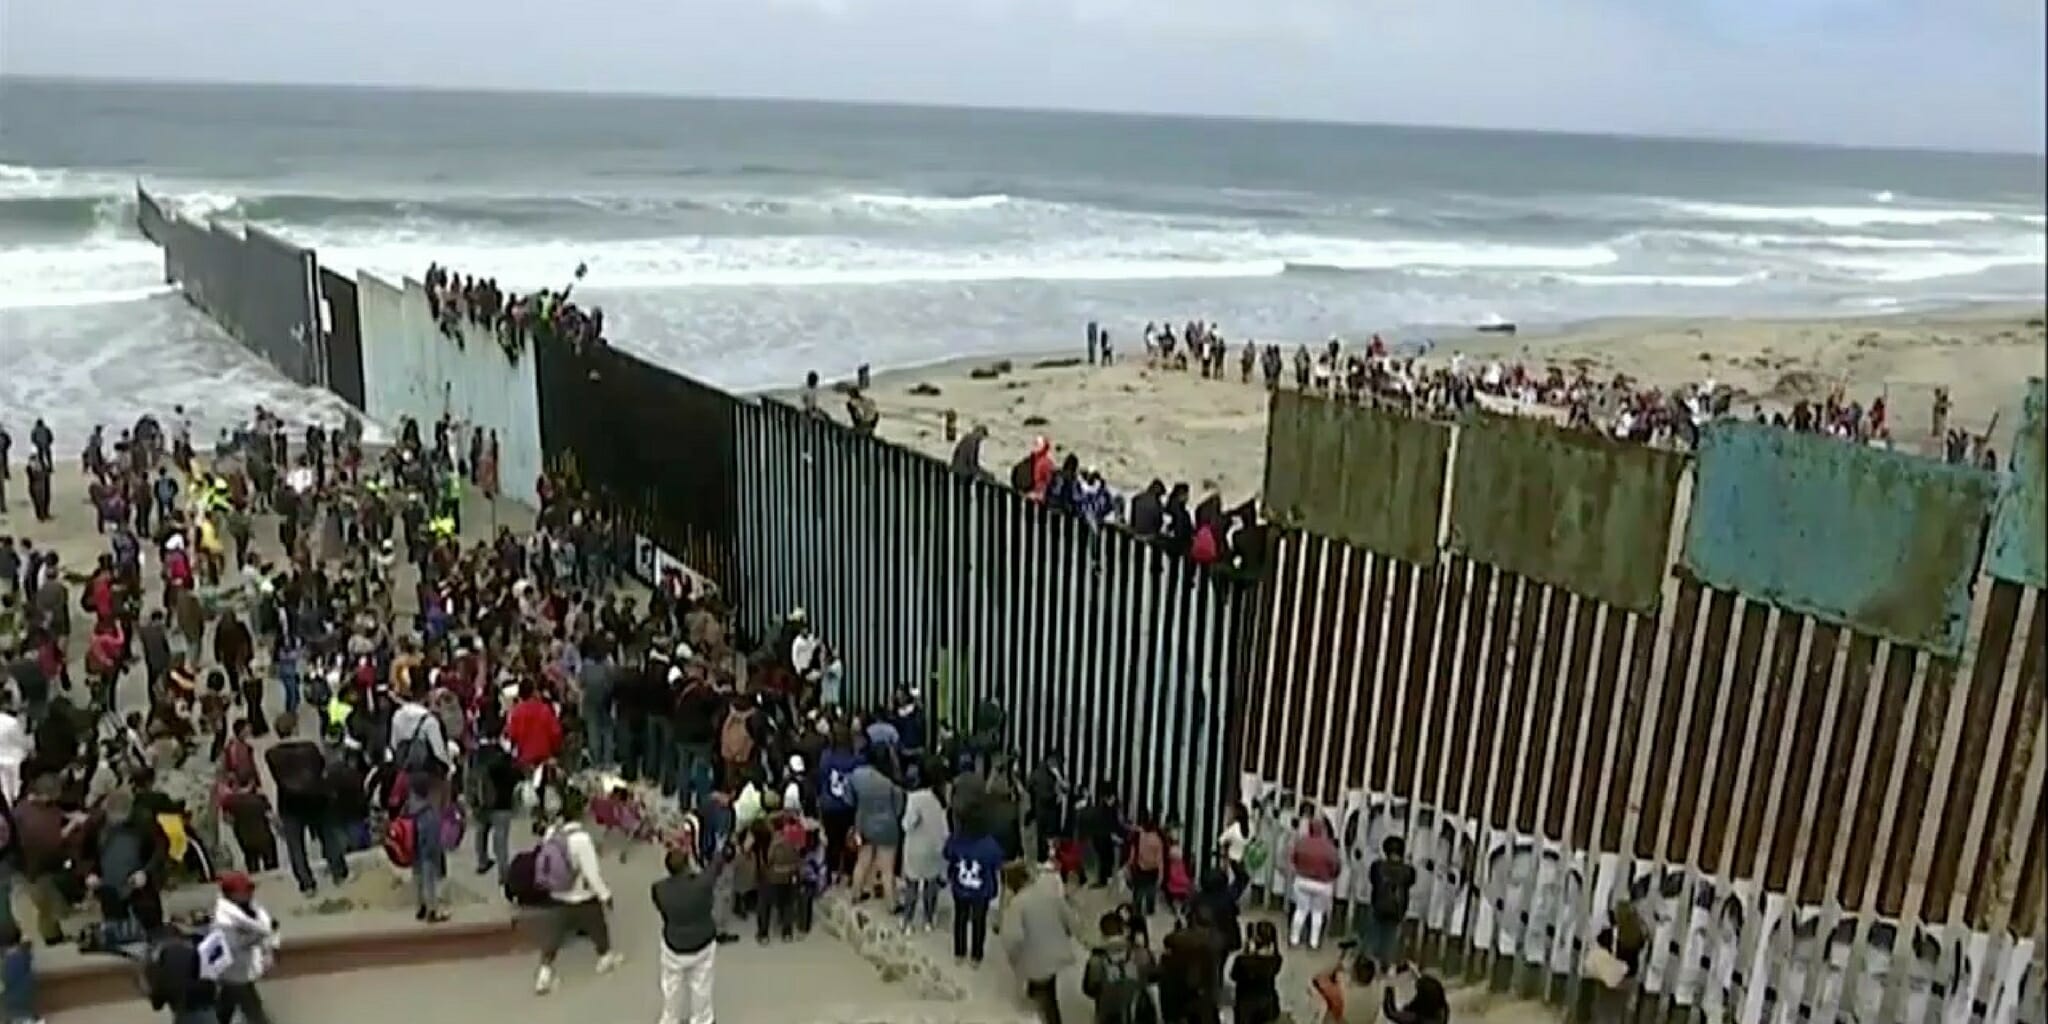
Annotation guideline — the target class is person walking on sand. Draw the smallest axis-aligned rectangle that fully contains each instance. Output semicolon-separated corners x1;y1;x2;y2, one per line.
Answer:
533;789;622;994
653;846;721;1024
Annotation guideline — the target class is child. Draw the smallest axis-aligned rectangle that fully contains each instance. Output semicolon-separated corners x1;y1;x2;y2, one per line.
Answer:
1162;841;1194;916
0;922;42;1024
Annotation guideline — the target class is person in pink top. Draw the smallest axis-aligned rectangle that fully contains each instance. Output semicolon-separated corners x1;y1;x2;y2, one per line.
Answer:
1289;816;1341;949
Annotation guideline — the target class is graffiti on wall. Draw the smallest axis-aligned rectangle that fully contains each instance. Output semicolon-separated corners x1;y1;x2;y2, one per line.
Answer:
1240;774;2042;1024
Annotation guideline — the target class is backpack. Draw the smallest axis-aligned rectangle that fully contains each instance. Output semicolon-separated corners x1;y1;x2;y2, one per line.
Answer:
394;718;436;772
1009;457;1034;492
720;712;755;765
1091;949;1157;1024
504;849;553;906
764;833;802;886
384;815;417;868
533;829;579;894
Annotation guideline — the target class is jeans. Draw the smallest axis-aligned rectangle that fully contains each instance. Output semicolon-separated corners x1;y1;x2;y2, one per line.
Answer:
416;848;443;910
474;809;514;880
583;706;615;768
645;718;677;794
900;877;942;928
677;743;713;806
278;813;350;893
952;899;989;961
1129;869;1160;918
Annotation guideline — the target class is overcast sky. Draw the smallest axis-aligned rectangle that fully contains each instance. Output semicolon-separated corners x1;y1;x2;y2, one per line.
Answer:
3;0;2042;153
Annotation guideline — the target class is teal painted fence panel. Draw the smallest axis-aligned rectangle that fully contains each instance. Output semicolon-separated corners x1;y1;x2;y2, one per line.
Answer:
1682;421;1998;657
1986;378;2045;589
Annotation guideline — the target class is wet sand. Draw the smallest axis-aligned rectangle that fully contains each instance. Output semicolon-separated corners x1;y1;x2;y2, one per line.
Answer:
786;305;2047;502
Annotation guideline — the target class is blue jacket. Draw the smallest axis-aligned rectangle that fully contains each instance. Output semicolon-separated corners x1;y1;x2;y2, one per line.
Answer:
818;749;862;813
944;833;1005;905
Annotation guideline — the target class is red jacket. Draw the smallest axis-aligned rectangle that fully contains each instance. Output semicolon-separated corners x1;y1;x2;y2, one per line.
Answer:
504;697;563;768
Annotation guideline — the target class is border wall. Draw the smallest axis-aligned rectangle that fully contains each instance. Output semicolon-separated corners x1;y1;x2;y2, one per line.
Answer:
136;183;2046;1024
1247;388;2046;1024
734;398;1258;851
138;186;331;389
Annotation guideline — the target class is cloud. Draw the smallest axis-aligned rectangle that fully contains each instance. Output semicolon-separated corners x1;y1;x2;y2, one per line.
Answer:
1;0;2041;151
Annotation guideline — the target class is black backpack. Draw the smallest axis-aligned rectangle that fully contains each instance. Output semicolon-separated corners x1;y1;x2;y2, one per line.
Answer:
1009;457;1034;492
1090;950;1157;1024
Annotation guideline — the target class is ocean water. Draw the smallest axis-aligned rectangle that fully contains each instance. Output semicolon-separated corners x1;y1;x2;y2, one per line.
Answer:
1;76;2043;436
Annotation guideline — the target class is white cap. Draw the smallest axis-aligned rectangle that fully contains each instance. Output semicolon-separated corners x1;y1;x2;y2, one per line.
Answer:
788;754;806;773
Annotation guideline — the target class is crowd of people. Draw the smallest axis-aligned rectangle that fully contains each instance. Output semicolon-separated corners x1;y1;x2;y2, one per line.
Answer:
1114;319;1993;459
424;263;608;360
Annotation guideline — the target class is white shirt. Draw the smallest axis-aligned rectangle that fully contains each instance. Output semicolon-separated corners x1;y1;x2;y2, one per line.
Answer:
1217;821;1249;865
790;634;822;680
549;823;612;904
0;712;29;768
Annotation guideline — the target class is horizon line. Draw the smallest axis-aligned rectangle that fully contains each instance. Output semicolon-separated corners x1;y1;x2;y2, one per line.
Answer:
4;71;2043;161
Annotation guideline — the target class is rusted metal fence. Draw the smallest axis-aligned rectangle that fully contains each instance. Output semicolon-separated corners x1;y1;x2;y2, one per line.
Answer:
1243;392;2045;1024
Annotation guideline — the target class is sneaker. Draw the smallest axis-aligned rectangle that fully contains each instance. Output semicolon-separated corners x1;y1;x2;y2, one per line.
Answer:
534;965;556;994
595;952;625;974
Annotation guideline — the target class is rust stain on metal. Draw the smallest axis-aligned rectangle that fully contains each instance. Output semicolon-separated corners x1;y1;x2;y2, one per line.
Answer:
1803;632;1880;905
1842;647;1917;911
1520;588;1573;836
1491;576;1547;829
1768;620;1840;893
1704;599;1771;868
1636;580;1703;860
1880;656;1957;917
1924;582;2022;920
1734;610;1805;882
1968;587;2044;931
1392;565;1441;799
1669;588;1737;862
1372;561;1417;793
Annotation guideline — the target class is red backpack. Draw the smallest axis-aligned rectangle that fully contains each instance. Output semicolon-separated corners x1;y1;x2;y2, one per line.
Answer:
384;816;417;868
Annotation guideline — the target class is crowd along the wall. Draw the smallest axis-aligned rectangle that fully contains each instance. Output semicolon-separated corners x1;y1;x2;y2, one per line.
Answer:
135;191;1255;868
733;397;1259;860
351;271;545;509
136;184;2045;1024
1244;392;2046;1024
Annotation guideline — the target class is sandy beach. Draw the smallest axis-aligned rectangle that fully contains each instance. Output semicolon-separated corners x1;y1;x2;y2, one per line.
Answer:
786;305;2047;503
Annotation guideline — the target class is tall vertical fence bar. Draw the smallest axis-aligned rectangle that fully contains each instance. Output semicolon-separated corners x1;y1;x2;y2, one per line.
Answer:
735;398;1259;857
135;186;2045;1024
1246;392;2047;1024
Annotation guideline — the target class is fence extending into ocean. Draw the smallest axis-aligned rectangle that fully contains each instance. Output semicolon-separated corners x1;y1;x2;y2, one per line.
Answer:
134;184;2045;1024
